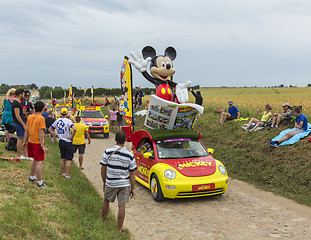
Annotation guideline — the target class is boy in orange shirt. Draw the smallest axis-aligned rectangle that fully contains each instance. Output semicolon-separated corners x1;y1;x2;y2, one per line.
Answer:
23;101;49;187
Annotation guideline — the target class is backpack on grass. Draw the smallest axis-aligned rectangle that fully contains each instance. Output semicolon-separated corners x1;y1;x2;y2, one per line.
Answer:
5;137;17;152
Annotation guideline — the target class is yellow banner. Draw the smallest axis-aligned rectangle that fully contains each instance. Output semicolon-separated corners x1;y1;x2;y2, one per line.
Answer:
68;85;73;108
120;57;133;126
91;86;94;102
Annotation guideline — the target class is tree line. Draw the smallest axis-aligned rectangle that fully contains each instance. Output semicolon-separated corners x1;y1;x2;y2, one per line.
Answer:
0;83;38;94
1;83;202;99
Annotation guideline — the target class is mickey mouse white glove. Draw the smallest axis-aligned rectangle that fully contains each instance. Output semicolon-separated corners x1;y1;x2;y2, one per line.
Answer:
176;81;191;104
128;49;151;73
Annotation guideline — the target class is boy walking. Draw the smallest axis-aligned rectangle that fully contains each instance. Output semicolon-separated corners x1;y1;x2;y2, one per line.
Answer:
49;108;76;179
23;101;49;187
101;131;137;232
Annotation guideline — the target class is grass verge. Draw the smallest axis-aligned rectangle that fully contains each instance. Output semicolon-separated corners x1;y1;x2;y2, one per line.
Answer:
0;140;132;240
134;105;311;207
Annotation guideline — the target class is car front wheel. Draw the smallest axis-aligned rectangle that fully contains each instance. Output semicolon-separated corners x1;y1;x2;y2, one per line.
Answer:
104;133;109;138
150;174;165;202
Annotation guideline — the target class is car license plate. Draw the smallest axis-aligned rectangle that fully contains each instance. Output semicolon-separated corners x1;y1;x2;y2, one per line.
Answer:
192;183;215;192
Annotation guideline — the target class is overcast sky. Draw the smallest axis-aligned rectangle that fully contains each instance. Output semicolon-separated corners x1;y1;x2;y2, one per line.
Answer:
1;0;311;88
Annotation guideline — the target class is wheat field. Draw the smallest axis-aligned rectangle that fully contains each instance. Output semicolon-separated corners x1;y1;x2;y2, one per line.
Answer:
188;87;311;115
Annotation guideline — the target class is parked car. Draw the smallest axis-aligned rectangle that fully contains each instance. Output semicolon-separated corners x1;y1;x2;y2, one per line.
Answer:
130;129;229;201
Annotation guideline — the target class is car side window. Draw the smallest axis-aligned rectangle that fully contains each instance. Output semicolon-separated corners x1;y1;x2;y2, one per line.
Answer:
137;138;153;154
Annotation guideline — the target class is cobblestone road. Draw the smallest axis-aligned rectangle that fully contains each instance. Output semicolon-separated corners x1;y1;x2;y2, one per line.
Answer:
75;135;311;240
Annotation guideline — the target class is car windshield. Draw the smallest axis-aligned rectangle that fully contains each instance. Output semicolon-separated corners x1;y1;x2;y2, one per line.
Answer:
156;139;209;159
56;107;70;112
81;111;104;118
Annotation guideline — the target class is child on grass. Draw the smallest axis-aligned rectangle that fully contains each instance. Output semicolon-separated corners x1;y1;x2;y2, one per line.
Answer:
23;101;49;187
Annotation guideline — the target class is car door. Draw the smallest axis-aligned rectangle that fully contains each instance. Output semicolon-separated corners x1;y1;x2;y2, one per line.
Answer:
135;138;154;184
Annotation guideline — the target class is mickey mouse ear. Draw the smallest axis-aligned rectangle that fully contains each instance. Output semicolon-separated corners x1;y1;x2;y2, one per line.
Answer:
142;46;156;59
164;47;176;61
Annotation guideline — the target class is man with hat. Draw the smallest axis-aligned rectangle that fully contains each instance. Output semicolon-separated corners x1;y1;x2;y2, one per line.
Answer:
219;101;240;125
22;89;34;119
49;107;76;180
271;103;293;128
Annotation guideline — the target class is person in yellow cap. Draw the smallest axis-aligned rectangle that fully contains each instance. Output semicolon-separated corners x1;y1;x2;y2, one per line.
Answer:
49;107;76;180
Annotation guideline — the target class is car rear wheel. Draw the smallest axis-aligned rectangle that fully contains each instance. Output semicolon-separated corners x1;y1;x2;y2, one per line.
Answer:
150;174;165;202
104;133;109;138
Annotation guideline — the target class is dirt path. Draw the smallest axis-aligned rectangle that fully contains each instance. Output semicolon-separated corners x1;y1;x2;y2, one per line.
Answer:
74;135;311;240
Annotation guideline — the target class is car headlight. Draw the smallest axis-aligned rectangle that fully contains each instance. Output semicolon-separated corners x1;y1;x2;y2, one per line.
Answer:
100;122;108;126
82;121;91;126
164;169;176;179
218;165;227;175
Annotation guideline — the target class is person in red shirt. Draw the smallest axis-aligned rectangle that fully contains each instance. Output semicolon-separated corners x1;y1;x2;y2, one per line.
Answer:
52;99;57;109
104;98;110;106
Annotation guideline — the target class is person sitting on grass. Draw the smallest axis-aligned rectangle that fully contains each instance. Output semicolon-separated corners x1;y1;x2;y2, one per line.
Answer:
242;105;272;131
219;101;240;125
269;107;308;147
23;101;49;187
271;102;293;128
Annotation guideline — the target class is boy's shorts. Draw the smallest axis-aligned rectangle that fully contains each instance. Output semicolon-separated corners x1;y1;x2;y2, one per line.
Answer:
117;120;123;126
104;186;130;205
292;128;306;135
13;122;25;138
45;128;54;138
28;142;44;161
227;115;237;121
74;143;86;154
59;140;74;161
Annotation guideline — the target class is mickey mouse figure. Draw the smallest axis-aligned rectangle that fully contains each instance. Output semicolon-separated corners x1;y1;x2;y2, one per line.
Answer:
129;46;191;103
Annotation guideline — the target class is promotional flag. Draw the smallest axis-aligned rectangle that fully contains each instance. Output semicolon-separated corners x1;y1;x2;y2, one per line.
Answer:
120;56;133;127
50;91;53;100
68;85;73;108
91;86;94;102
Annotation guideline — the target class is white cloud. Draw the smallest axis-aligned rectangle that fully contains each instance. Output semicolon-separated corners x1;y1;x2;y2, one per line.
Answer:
1;0;311;88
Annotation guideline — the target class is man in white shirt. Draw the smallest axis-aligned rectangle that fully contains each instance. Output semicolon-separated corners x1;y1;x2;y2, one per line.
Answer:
100;131;137;233
49;108;76;179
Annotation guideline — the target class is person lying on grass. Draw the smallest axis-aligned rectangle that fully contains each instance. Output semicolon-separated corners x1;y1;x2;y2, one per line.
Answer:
219;101;240;125
269;107;308;147
242;104;272;131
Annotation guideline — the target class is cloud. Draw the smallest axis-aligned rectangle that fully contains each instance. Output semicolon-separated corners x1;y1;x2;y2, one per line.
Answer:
1;0;311;88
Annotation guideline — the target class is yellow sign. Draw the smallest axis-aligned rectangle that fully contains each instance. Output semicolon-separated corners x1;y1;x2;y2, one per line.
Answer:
120;57;133;126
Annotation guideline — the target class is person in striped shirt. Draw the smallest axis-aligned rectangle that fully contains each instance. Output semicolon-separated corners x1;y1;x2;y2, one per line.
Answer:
100;131;137;233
